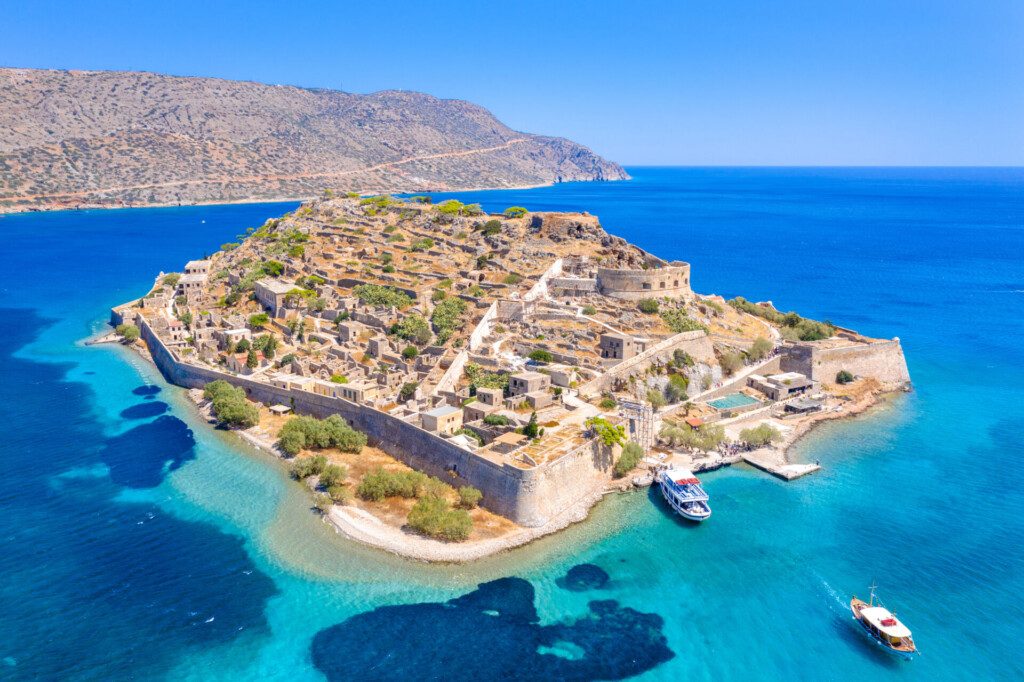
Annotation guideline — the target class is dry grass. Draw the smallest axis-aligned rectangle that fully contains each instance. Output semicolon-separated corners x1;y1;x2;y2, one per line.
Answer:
257;406;518;541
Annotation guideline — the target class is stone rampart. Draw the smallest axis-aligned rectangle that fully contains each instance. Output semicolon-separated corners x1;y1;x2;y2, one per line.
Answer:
780;338;911;388
596;264;691;300
127;312;604;527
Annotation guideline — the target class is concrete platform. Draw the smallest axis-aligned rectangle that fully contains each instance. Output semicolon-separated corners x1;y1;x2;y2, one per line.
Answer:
742;450;820;480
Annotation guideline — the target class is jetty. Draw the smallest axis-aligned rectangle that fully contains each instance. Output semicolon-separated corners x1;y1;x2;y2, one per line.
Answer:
741;450;820;480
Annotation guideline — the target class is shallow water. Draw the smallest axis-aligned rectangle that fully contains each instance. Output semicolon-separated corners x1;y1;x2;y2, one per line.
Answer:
0;167;1021;680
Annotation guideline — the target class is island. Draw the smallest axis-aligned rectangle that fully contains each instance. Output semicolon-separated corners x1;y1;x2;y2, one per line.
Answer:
110;194;910;561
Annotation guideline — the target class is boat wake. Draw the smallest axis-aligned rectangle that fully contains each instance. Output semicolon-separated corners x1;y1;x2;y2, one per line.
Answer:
818;577;849;613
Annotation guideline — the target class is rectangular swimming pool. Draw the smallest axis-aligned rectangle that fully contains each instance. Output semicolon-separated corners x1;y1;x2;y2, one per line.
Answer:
707;393;761;410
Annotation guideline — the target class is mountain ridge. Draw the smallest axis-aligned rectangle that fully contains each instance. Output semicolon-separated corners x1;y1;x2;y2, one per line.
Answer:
0;67;628;212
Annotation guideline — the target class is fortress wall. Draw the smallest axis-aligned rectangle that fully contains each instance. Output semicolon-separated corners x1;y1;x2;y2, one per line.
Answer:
432;349;468;397
781;339;911;388
523;257;563;302
468;301;499;351
596;264;691;300
130;313;602;527
579;330;714;395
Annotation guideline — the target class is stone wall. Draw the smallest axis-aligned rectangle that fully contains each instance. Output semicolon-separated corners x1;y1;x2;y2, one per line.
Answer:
596;264;691;300
523;257;563;302
126;312;605;527
579;330;715;395
780;338;911;388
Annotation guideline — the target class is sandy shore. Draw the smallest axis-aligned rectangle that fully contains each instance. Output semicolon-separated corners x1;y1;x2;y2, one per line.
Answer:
326;489;605;563
223;401;609;563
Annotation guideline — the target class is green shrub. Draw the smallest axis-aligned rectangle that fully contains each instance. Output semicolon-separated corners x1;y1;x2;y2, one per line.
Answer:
327;485;352;505
407;496;472;542
614;442;644;477
749;337;773;360
353;284;412;309
290;454;327;480
458;486;483;509
436;199;465;215
402;345;419;360
528;349;553;363
431;297;467;341
646;388;667;409
277;415;367;456
318;463;348;488
248;313;270;329
586;417;626;447
162;273;181;287
410;237;435;252
480;219;502;236
598;396;617;410
836;370;855;384
665;374;689;403
394;315;432;345
503;206;528;218
660;309;706;333
719;351;744;376
357;468;428;501
638;298;660;314
581;305;597;316
503;273;522;285
659;422;725;452
115;323;140;342
263;260;285;277
483;414;510;426
523;412;540;439
399;382;419;402
202;380;259;428
739;423;782;447
330;373;348;384
464;363;509;390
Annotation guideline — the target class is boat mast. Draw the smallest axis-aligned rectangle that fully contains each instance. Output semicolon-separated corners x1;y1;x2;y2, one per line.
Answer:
868;581;878;607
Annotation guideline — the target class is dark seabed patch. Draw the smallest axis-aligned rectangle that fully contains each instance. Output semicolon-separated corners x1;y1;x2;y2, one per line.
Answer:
311;576;673;681
132;384;162;396
101;415;196;488
557;563;610;592
120;400;170;419
0;309;277;680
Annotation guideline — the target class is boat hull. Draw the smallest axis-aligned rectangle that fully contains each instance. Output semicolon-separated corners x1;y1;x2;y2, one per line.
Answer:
850;598;916;656
659;479;711;521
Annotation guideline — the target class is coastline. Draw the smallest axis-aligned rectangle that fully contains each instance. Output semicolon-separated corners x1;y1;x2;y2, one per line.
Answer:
228;399;607;563
0;178;592;216
99;332;900;563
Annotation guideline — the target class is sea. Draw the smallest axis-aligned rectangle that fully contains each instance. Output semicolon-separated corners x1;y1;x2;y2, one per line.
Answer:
0;167;1022;681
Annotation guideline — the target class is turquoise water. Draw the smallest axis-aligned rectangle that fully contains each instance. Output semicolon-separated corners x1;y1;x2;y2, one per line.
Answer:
1;167;1022;680
707;393;761;410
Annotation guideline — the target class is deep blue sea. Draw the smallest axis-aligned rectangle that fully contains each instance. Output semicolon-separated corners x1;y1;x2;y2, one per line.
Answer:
1;167;1022;680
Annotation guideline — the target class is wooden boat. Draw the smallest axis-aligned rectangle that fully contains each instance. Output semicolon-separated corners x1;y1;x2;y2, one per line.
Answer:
850;584;916;656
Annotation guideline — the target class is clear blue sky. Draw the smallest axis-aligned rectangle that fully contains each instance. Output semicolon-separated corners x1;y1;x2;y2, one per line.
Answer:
2;0;1022;165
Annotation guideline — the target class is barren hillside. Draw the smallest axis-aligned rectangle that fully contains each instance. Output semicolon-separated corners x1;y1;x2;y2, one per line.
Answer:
0;68;628;212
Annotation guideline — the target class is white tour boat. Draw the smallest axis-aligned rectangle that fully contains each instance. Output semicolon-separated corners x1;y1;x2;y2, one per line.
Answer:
657;466;711;521
850;584;917;656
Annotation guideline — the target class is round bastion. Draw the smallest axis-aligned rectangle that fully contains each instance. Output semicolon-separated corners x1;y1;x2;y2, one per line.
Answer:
596;262;691;300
